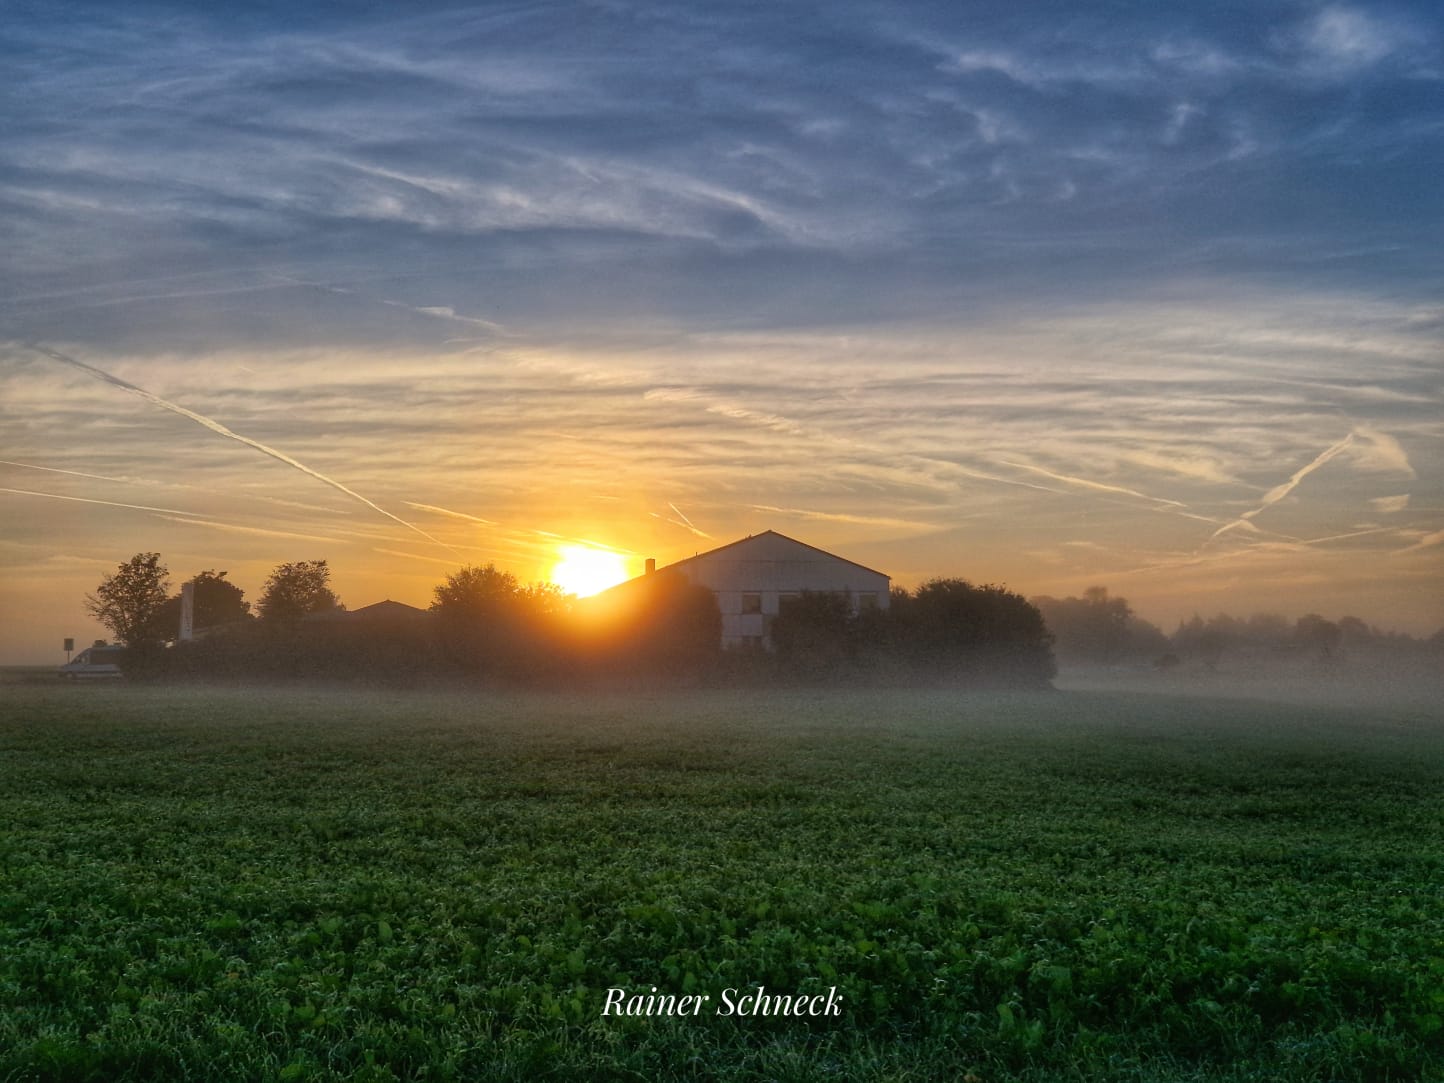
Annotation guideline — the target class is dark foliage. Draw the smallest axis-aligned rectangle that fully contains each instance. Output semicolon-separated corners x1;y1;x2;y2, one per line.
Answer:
893;579;1056;688
84;552;170;654
257;561;342;624
769;591;854;681
577;570;722;685
1031;586;1168;665
430;564;573;683
151;570;252;642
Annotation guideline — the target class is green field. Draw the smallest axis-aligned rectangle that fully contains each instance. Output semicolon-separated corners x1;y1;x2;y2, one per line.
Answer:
2;682;1441;1081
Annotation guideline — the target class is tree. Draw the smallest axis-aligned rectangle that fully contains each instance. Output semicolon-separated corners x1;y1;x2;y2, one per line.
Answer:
85;552;170;647
257;560;341;623
901;578;1055;687
431;564;522;618
580;570;721;682
152;570;252;640
1031;586;1145;664
770;591;855;680
1295;614;1342;663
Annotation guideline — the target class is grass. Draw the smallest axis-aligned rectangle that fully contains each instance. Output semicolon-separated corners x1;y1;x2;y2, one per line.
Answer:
1;683;1441;1081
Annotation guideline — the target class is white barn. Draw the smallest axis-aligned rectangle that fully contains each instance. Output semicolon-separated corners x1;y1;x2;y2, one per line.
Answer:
643;530;890;649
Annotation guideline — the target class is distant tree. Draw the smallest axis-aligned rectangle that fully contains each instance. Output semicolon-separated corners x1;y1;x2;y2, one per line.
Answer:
1031;586;1144;664
1173;614;1230;670
85;552;170;648
1337;616;1374;649
257;560;341;623
1244;613;1291;648
1294;613;1342;662
152;570;252;640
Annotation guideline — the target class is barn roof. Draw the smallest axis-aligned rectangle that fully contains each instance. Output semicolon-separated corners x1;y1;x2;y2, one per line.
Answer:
663;529;890;579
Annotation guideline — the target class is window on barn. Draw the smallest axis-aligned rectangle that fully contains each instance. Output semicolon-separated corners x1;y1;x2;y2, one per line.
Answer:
778;592;801;613
856;592;878;611
741;592;762;614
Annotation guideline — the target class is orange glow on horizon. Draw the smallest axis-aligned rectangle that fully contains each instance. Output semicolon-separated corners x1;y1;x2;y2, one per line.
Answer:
550;545;631;597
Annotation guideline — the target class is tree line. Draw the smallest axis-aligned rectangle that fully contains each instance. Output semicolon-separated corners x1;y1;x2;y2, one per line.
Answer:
1030;585;1443;671
82;553;1057;688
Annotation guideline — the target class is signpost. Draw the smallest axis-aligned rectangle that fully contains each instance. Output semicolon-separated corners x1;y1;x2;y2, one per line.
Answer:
64;637;74;662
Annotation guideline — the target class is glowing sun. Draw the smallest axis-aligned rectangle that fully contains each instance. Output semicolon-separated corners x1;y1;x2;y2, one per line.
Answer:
551;545;631;597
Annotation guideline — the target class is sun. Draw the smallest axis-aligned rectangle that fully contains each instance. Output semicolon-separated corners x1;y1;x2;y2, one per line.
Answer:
550;545;631;597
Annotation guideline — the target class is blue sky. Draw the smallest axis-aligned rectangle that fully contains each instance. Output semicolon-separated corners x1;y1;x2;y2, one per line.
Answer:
2;0;1441;660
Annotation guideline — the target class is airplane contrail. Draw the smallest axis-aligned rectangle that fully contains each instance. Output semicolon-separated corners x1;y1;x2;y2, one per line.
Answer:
1;486;191;517
0;460;135;485
993;460;1187;507
404;501;497;526
654;504;711;539
28;344;460;555
1208;432;1355;541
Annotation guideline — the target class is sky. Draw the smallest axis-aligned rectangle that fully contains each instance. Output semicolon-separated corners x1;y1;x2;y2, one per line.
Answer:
2;0;1442;663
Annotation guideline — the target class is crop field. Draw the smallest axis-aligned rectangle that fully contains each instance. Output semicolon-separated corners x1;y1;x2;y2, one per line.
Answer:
1;681;1441;1082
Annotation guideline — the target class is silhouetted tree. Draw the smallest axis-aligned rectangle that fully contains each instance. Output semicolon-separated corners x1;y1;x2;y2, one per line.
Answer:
152;570;252;641
1173;614;1230;670
432;564;521;616
1337;616;1374;650
1032;586;1160;664
770;591;854;680
258;560;341;624
430;563;546;678
85;552;170;648
1295;614;1342;662
581;570;720;683
901;578;1055;687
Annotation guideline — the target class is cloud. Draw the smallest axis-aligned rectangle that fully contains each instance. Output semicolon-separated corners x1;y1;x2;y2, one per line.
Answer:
29;344;458;555
1349;426;1416;478
1292;5;1408;73
1369;494;1410;514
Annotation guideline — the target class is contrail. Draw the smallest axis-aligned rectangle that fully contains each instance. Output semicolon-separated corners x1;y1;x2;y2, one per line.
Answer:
654;505;711;539
0;460;135;485
1;486;191;516
28;344;459;555
404;501;497;526
993;460;1187;507
159;516;341;544
1;488;345;544
1208;432;1355;541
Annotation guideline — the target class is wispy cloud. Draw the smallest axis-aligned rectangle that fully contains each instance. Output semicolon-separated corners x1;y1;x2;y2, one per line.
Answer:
29;344;458;555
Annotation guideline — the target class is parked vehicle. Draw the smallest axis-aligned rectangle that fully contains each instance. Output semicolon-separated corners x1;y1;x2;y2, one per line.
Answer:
58;644;126;679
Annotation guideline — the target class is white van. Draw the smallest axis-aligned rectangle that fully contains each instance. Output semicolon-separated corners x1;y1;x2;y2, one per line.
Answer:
58;644;126;679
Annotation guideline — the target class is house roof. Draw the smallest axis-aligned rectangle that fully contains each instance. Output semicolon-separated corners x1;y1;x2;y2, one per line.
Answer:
346;599;430;621
303;599;430;622
662;529;890;579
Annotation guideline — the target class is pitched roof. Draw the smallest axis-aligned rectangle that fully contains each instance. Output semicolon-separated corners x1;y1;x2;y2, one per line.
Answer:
304;599;430;623
346;599;430;621
663;529;890;579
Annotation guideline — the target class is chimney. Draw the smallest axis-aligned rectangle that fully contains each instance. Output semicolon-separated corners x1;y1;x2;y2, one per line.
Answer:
179;580;195;641
645;558;656;575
